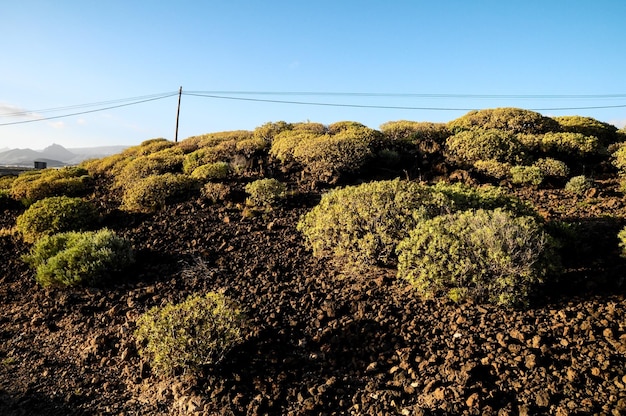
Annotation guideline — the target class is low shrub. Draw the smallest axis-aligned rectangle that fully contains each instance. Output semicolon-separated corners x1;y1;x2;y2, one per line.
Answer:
270;131;320;166
533;158;570;179
564;175;594;195
297;180;452;270
134;292;246;377
16;196;99;243
298;180;535;272
113;147;184;189
553;115;619;147
292;126;380;183
473;160;512;180
510;165;544;186
447;108;560;134
445;129;526;168
244;178;286;207
397;208;558;307
201;182;231;204
190;162;231;181
121;173;198;213
10;167;93;206
23;229;134;287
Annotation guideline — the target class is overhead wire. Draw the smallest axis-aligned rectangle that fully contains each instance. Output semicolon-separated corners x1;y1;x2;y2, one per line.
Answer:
1;90;625;128
183;91;626;111
0;92;179;126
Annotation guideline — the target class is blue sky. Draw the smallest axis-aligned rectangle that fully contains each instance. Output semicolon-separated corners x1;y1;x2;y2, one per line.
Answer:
1;1;625;149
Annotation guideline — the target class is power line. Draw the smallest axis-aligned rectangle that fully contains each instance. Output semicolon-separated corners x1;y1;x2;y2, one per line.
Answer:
184;90;626;100
0;92;178;117
0;93;178;126
183;92;626;112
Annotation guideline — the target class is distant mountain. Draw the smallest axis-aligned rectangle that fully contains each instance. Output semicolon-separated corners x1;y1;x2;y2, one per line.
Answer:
0;144;128;167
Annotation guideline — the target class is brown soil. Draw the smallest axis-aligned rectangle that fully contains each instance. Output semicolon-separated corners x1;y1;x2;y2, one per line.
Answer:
1;176;626;415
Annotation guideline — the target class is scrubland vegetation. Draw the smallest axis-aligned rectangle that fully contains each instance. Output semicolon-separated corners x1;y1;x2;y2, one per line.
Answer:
1;107;626;415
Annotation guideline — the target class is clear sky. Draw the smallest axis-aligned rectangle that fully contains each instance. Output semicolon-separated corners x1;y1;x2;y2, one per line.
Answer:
1;1;625;150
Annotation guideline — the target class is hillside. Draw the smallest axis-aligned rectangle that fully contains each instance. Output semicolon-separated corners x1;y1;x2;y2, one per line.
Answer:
1;110;626;415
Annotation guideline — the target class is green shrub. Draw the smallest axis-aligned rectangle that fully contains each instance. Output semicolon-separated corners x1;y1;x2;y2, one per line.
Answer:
201;183;231;204
113;147;184;189
244;178;286;207
292;126;380;183
535;132;600;158
510;165;544;186
269;130;320;166
473;160;513;180
564;175;594;195
612;144;626;172
397;209;558;307
23;229;134;287
298;180;535;272
431;181;536;217
190;162;231;181
445;129;526;167
447;108;560;134
16;196;99;243
121;173;198;213
10;167;93;206
297;180;453;270
533;158;570;179
134;292;246;377
553;115;619;147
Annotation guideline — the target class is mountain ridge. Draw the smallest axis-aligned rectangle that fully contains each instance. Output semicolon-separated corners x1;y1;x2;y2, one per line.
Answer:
0;143;128;167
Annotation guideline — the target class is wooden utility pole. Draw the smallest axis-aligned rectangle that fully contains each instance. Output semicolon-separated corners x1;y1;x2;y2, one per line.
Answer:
174;86;182;142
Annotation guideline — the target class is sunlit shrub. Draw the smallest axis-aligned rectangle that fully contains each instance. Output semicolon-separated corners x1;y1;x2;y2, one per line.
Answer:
134;292;246;377
16;196;99;243
397;208;558;307
244;178;286;207
535;132;600;158
114;147;184;189
553;115;619;147
473;160;513;180
190;162;231;181
23;229;134;287
447;107;560;134
564;175;594;195
510;165;544;186
121;173;198;213
619;226;626;258
292;126;380;183
10;167;93;206
201;183;231;204
270;130;320;166
445;129;526;168
297;180;452;271
533;158;570;179
379;120;450;152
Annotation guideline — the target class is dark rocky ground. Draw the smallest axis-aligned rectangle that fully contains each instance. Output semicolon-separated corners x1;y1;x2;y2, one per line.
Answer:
1;176;626;415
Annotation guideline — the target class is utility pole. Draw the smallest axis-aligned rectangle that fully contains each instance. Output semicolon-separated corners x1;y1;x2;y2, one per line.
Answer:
174;86;182;142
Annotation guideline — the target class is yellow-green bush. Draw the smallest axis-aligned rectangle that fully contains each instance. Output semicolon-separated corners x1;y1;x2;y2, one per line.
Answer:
10;167;93;206
113;147;184;189
201;182;231;204
445;129;526;168
134;292;246;377
121;173;198;213
510;165;544;186
23;229;134;287
553;115;619;147
535;132;600;158
619;226;626;258
298;180;536;273
533;158;570;179
473;160;513;180
270;131;320;166
379;120;450;152
397;209;558;307
16;196;99;243
292;126;380;183
190;162;231;181
297;180;452;270
564;175;594;195
244;178;286;207
447;108;560;134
